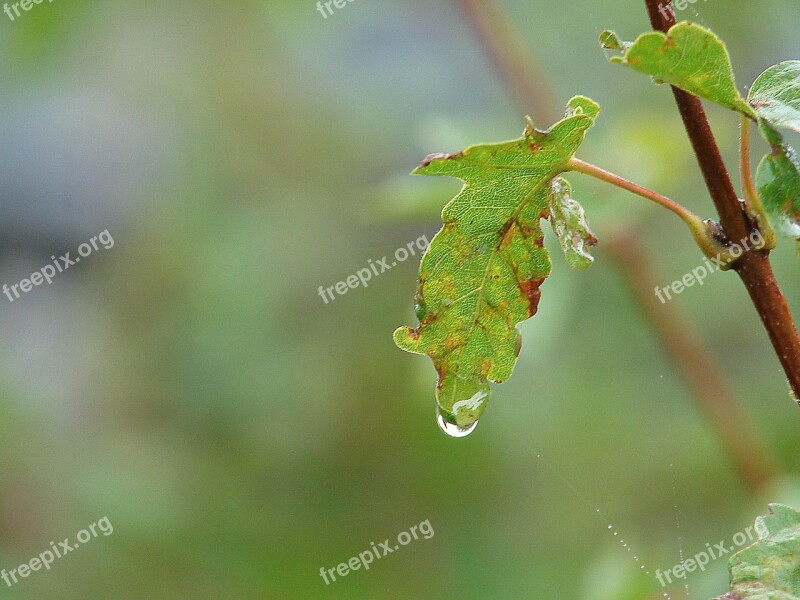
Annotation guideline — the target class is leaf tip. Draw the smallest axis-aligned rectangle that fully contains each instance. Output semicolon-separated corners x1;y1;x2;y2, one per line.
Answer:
393;325;420;353
567;96;601;121
435;374;490;430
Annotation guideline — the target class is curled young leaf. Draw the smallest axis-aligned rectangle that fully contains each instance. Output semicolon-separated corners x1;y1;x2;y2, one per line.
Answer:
394;97;599;435
548;178;597;270
602;22;756;119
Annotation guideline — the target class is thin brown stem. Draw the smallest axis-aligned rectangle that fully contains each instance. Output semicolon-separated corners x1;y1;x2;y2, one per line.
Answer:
568;158;729;260
453;0;558;126
568;159;692;219
646;0;800;404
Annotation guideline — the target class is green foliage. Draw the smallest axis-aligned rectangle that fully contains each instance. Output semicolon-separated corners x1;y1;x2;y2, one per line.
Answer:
394;97;598;434
718;504;800;600
601;22;756;118
603;22;800;246
750;63;800;245
755;139;800;243
749;62;800;134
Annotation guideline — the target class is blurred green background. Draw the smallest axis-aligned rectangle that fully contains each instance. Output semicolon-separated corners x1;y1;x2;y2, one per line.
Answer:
0;0;798;598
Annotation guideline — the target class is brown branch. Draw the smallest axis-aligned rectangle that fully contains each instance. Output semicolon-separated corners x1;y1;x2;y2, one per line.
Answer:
608;233;778;493
645;0;800;404
453;0;558;126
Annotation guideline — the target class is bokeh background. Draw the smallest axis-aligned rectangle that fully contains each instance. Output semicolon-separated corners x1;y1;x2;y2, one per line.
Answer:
0;0;798;598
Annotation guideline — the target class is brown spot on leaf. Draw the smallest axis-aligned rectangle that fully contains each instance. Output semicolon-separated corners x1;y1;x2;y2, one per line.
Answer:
519;277;544;316
402;326;421;341
498;219;519;250
420;152;456;168
443;335;461;351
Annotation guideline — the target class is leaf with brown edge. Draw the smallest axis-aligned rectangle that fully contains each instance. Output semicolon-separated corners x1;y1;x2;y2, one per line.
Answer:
394;97;599;436
602;22;757;119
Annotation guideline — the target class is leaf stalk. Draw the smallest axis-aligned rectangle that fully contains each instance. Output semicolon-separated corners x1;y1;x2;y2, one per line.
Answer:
739;115;777;249
566;158;728;261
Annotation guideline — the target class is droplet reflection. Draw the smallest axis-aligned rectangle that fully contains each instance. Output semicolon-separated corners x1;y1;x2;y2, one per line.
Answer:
436;405;479;438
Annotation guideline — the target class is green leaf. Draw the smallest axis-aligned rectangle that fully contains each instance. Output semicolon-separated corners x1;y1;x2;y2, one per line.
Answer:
548;177;597;269
749;61;800;134
756;137;800;243
603;22;757;119
394;97;599;434
599;29;627;52
719;504;800;600
748;64;800;244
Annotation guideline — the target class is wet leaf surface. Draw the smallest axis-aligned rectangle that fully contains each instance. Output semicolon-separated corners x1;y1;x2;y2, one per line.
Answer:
394;97;599;434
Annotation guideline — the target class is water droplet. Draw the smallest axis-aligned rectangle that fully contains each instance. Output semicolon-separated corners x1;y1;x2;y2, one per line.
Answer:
434;374;489;437
436;409;479;438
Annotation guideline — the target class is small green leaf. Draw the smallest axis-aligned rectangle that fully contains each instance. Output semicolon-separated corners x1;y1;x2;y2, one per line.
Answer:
749;61;800;134
599;29;626;52
548;177;597;269
603;22;757;119
394;97;599;434
568;95;601;120
721;504;800;599
756;138;800;243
